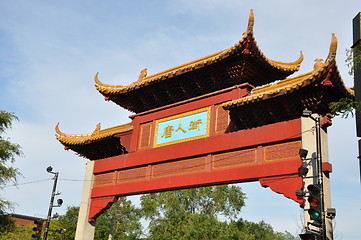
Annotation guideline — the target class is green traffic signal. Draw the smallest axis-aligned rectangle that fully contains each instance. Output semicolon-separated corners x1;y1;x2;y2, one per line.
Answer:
306;184;322;223
308;208;321;220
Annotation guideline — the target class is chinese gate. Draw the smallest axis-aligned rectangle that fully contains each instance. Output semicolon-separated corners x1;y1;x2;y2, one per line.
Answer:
56;10;352;240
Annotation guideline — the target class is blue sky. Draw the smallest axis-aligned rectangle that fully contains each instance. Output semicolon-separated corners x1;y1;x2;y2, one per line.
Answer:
1;0;360;238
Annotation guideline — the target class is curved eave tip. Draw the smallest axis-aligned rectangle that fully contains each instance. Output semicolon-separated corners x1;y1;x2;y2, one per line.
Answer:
93;72;126;92
327;33;338;61
296;51;304;65
94;72;100;85
55;122;62;135
247;9;254;33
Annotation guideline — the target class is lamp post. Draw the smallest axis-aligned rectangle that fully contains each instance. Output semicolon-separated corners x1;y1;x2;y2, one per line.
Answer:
44;166;63;240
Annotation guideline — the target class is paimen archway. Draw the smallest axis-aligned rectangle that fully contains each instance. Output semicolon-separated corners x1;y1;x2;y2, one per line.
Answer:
56;10;352;240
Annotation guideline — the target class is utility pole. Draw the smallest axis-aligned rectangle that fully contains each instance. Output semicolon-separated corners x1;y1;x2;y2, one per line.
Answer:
352;12;361;183
44;166;63;240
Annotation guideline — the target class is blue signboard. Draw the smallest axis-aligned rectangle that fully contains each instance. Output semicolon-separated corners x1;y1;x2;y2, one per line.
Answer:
154;107;210;147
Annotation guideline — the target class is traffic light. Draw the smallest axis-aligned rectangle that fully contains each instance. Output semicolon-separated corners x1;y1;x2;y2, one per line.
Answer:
307;184;322;227
32;219;43;239
299;232;317;240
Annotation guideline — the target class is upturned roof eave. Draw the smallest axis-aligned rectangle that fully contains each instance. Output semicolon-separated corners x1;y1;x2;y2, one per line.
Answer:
94;10;303;96
222;33;353;110
55;122;133;146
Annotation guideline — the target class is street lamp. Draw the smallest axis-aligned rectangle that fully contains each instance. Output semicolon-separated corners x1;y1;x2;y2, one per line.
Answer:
43;166;63;240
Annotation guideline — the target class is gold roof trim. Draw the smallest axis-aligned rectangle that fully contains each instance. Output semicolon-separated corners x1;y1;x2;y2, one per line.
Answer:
95;10;303;95
222;71;315;108
55;122;133;145
267;51;303;69
222;33;354;109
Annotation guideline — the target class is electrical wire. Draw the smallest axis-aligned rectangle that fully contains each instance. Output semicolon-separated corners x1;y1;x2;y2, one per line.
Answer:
3;178;52;188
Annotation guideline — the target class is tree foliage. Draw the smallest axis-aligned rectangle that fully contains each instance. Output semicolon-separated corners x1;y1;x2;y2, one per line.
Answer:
140;185;295;240
141;185;245;221
57;205;79;239
346;44;361;76
94;197;142;240
46;206;80;240
0;110;22;213
329;45;361;118
0;215;33;240
7;185;296;239
46;198;142;240
329;97;361;118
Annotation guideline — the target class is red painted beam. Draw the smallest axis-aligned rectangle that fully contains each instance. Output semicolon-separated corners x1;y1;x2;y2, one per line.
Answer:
94;119;301;174
91;158;301;199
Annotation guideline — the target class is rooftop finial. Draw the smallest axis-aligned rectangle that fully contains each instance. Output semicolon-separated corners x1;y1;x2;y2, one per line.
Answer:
92;123;101;135
137;68;148;82
247;9;254;32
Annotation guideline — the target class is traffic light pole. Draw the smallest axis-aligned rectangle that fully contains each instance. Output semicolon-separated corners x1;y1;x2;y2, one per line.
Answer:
43;170;59;240
300;111;334;240
314;115;326;240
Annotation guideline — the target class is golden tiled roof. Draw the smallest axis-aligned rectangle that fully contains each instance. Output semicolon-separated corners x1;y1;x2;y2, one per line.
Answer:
222;33;354;109
55;122;133;146
95;9;303;95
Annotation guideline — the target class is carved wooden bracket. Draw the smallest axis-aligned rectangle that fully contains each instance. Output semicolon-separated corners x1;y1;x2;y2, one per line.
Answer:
259;174;304;207
88;196;117;222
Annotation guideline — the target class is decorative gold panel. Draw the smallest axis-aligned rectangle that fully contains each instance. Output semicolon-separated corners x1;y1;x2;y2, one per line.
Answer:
117;167;147;184
152;157;207;179
138;122;152;150
94;172;114;187
215;104;230;134
264;141;302;162
212;149;256;169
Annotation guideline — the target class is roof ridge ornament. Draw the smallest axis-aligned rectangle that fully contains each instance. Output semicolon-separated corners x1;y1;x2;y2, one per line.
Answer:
313;59;326;71
92;123;101;135
137;68;148;83
247;9;254;33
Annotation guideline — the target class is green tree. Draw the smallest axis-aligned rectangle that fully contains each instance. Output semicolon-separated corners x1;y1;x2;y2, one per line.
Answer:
47;198;141;240
232;219;297;240
0;215;33;240
141;185;245;240
36;187;296;239
47;206;79;240
0;110;22;213
346;44;361;76
140;185;296;240
95;197;142;240
330;45;361;117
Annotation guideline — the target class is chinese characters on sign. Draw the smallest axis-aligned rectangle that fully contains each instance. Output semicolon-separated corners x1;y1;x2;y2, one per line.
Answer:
161;120;203;138
154;107;210;147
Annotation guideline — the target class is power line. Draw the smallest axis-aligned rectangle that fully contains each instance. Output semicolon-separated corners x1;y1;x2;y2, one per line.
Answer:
3;178;52;188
